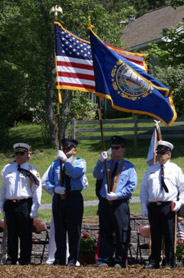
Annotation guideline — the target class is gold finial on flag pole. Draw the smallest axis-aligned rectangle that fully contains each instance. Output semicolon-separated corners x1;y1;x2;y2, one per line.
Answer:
49;5;63;20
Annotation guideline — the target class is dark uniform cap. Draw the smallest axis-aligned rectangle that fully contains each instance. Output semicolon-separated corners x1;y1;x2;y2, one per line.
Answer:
156;140;174;152
110;136;127;147
13;143;30;152
61;138;78;148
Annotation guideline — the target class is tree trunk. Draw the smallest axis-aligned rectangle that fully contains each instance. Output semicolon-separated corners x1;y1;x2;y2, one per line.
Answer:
38;1;73;146
39;1;58;148
46;32;58;148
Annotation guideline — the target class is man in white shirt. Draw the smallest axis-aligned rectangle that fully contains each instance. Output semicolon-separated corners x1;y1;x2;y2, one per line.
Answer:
140;140;184;269
0;143;42;265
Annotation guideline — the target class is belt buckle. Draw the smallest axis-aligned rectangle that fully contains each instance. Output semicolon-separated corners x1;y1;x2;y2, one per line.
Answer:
12;200;17;203
156;202;162;205
60;194;66;200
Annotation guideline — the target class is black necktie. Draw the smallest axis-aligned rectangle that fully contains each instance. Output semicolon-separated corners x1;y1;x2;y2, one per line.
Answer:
62;166;71;193
160;165;169;193
18;165;40;186
110;162;118;191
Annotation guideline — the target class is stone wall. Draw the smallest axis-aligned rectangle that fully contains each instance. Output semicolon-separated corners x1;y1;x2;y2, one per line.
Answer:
31;214;149;264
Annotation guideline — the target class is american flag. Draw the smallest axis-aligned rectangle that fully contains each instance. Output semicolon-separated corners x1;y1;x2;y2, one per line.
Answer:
104;42;147;72
178;223;184;243
54;21;147;93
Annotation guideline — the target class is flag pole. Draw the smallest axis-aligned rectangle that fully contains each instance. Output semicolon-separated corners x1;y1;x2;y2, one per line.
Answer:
173;211;177;268
50;5;63;149
97;97;110;193
88;16;110;192
50;6;65;197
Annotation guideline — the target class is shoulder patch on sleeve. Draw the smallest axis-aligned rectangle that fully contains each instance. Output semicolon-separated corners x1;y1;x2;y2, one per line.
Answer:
80;161;86;167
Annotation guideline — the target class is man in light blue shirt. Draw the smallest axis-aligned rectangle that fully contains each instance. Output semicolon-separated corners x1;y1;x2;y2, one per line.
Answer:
46;138;86;266
93;136;137;268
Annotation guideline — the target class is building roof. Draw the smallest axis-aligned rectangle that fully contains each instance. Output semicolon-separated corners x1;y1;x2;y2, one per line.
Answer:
121;5;184;50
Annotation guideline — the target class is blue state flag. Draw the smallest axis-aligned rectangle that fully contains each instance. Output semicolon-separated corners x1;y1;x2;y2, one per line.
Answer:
89;27;177;126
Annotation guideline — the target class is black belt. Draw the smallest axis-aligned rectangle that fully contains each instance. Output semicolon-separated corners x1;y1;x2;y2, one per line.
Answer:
149;201;172;206
67;190;81;196
55;191;81;199
7;198;32;203
101;197;129;203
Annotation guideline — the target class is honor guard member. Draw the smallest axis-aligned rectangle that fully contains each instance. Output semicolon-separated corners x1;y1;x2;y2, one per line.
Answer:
42;166;81;266
93;136;137;268
46;139;86;266
0;143;42;265
140;140;184;269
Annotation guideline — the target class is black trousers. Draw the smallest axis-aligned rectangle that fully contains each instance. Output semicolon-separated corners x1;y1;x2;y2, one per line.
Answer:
148;202;175;265
99;197;130;266
52;192;83;265
4;198;33;264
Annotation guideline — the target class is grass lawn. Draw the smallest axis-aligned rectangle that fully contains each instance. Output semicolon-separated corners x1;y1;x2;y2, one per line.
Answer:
0;122;184;221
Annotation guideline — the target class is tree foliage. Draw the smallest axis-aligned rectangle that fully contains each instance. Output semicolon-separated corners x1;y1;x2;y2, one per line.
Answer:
0;0;135;148
128;0;171;18
0;0;47;147
69;93;97;120
170;0;184;8
148;17;184;118
151;65;184;117
149;21;184;67
0;0;183;148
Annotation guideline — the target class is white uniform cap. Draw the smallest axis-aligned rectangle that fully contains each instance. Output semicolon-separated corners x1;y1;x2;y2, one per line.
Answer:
13;143;30;151
157;140;174;151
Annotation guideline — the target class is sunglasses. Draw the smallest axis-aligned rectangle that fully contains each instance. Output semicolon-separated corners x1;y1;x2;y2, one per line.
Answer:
15;151;27;156
62;147;73;152
157;150;168;155
111;146;122;150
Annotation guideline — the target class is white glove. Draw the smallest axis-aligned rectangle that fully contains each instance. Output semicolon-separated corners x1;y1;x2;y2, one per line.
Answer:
54;186;66;195
172;201;182;212
30;210;38;219
141;203;148;217
57;150;67;161
106;192;118;201
99;151;108;162
107;148;112;156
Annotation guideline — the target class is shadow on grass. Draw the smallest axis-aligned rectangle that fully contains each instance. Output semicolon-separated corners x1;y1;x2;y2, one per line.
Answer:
1;123;184;160
1;124;50;154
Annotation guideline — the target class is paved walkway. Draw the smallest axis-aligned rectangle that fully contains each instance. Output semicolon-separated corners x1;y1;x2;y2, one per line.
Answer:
40;196;140;210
